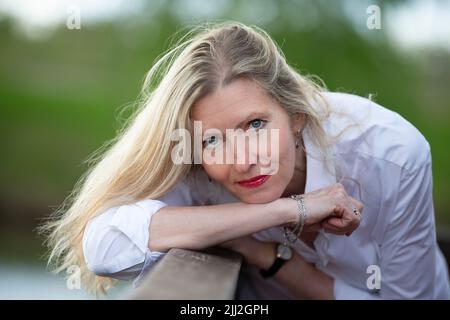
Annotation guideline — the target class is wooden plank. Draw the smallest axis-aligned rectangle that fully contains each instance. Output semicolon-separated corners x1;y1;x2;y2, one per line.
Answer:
128;247;243;300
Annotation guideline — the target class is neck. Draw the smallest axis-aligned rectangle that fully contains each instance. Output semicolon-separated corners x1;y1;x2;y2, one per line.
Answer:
282;147;307;197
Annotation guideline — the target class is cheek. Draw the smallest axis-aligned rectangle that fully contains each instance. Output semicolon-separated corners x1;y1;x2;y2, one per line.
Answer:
275;127;296;179
257;126;295;177
275;127;294;164
202;164;229;184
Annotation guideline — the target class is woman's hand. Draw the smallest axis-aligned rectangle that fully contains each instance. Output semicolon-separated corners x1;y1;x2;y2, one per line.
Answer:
284;183;363;236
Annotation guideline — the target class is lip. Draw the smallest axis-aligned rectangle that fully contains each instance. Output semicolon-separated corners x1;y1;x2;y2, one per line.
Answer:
237;175;270;188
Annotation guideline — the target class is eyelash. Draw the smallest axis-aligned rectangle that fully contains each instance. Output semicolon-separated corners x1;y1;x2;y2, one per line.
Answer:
248;119;267;131
202;119;267;148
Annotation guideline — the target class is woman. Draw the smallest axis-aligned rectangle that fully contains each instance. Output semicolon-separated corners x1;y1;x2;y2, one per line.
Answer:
43;22;450;299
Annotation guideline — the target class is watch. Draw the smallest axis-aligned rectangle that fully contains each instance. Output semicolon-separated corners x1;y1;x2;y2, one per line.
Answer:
259;243;293;278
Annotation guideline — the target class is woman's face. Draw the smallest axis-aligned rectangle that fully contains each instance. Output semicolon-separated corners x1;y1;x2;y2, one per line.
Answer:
191;77;304;204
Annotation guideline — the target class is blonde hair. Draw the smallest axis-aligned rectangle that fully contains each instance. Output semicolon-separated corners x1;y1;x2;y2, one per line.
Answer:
40;21;364;295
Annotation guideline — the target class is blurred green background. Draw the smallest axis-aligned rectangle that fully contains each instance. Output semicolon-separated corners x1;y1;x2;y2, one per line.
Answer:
0;0;449;298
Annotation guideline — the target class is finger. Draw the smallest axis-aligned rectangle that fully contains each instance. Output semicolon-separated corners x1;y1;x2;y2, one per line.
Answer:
326;215;360;235
325;216;353;229
342;204;362;226
324;214;359;231
322;220;354;234
322;219;343;229
332;204;344;218
349;197;364;218
323;202;361;234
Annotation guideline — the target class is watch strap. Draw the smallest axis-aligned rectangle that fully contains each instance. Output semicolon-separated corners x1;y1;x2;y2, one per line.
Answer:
259;257;287;278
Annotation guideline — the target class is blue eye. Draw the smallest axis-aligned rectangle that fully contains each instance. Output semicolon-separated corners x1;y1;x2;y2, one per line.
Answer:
248;119;266;131
203;135;219;148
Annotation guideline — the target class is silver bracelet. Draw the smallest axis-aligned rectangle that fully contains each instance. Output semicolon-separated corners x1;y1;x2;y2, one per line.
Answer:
283;194;307;244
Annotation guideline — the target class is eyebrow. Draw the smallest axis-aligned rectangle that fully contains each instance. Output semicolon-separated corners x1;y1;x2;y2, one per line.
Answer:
203;111;266;133
201;111;268;138
233;111;267;130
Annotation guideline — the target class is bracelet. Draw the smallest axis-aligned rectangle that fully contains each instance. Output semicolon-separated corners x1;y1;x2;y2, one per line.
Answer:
283;194;307;244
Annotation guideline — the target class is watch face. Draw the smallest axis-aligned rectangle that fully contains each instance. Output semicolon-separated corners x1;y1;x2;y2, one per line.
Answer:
277;244;292;260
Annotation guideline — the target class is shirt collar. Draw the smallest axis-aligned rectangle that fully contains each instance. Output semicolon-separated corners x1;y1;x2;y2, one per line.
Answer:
303;123;337;193
301;122;336;267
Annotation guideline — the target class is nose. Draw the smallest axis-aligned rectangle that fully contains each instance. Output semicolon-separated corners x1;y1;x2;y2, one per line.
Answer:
234;161;254;174
231;133;259;174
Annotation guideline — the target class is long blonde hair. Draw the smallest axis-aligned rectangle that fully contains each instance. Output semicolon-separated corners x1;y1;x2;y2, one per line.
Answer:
40;21;360;295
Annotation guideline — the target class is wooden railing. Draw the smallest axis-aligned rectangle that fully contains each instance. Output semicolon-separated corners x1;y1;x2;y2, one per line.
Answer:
129;247;243;300
129;232;450;300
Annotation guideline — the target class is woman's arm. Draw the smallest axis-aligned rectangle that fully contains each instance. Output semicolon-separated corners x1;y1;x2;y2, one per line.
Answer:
148;198;293;252
257;241;334;299
83;183;361;279
149;183;362;253
222;237;334;299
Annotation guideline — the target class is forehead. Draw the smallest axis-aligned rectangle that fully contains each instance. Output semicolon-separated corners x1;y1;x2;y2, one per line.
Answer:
191;78;277;130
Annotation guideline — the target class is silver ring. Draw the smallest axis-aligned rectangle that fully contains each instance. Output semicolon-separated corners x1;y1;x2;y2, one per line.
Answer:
353;208;360;216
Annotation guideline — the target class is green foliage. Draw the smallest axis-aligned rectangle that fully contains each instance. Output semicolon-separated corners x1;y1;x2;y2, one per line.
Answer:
0;1;449;236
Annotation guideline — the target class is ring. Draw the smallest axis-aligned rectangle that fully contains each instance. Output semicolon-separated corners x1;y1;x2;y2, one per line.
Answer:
353;208;360;216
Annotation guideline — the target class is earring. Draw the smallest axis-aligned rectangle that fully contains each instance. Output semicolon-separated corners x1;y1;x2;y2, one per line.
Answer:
295;128;303;149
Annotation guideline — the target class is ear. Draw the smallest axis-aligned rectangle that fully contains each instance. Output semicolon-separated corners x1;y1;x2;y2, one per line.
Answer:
292;113;306;132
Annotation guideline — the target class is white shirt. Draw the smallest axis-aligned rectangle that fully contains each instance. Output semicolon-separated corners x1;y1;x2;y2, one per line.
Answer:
83;92;450;299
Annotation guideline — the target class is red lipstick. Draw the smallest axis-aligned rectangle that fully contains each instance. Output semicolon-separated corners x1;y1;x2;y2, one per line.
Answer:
237;175;270;188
